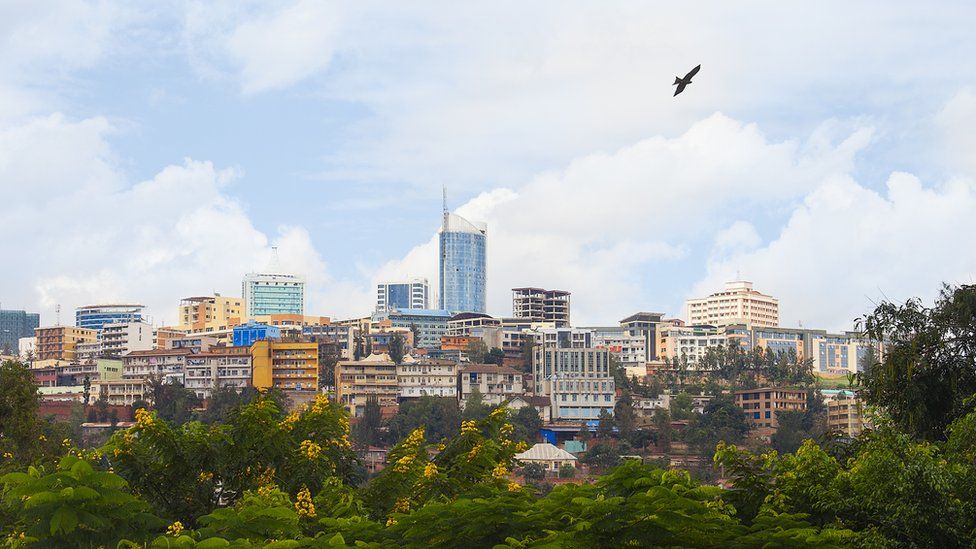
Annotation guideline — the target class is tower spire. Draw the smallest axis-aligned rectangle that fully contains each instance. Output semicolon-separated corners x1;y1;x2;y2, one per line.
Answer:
442;186;449;228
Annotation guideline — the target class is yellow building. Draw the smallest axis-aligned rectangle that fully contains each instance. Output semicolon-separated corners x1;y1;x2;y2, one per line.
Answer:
686;280;779;328
250;339;318;392
334;353;399;417
34;326;97;363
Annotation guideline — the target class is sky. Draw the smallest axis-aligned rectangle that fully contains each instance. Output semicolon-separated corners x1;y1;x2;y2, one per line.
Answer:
2;1;975;330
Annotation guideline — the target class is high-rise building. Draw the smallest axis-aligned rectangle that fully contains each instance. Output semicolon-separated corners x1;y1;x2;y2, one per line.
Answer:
177;296;244;332
512;288;571;327
75;304;146;334
0;309;40;355
685;280;779;328
100;321;154;357
242;272;305;317
439;201;487;313
376;278;430;312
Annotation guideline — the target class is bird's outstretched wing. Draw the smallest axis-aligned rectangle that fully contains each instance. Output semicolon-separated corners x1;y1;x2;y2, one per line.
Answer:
684;64;701;80
674;82;687;96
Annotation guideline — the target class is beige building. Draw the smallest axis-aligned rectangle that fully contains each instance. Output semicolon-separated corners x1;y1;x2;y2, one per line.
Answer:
459;364;524;407
826;390;871;437
177;296;244;332
686;280;779;328
514;443;578;473
122;348;195;385
397;357;458;399
34;326;97;363
185;347;253;399
734;387;806;430
335;353;399;416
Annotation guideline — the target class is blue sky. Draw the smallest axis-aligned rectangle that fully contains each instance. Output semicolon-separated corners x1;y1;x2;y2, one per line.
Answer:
2;1;976;329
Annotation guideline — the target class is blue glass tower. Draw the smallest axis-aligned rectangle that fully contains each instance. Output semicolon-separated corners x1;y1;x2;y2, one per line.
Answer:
439;208;487;313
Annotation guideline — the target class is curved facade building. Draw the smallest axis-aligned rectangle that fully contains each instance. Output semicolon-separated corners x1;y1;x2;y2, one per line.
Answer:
439;211;487;313
75;304;145;333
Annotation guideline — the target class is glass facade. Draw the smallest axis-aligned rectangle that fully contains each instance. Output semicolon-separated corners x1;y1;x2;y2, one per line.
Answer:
75;305;145;335
439;213;487;313
243;273;305;316
0;310;40;354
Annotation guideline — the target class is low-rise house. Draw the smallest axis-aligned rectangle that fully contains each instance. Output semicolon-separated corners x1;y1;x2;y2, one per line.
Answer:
515;443;578;474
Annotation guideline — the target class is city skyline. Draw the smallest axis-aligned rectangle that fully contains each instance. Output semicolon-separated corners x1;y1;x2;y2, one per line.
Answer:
2;3;976;330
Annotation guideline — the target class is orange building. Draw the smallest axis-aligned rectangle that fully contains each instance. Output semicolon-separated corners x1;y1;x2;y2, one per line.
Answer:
34;326;97;363
250;339;318;392
734;387;806;430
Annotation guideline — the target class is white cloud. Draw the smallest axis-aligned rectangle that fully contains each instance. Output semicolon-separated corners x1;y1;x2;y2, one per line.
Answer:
938;88;976;176
713;221;762;256
693;173;976;331
372;113;871;323
0;113;368;325
224;0;343;94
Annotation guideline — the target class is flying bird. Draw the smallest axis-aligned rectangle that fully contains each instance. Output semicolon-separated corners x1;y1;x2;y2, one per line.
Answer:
673;64;701;96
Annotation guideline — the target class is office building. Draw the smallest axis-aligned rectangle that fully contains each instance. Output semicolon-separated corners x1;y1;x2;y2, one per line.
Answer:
242;272;305;317
233;320;282;347
176;296;244;332
589;327;647;367
619;312;666;360
512;288;571;327
458;364;524;407
371;308;452;350
685;280;779;328
376;278;429;313
184;347;253;400
75;304;146;333
439;205;487;313
532;347;615;420
100;321;153;357
34;326;97;363
734;387;807;430
250;339;318;392
0;309;40;355
398;357;458;399
530;327;593;350
446;312;502;337
335;354;399;416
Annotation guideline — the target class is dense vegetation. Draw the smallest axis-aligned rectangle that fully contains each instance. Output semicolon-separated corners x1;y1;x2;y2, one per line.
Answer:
0;283;974;547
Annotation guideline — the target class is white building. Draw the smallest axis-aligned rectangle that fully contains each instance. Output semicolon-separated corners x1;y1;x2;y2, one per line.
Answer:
376;278;430;313
397;357;458;399
122;348;194;385
459;364;524;407
100;321;154;357
184;348;253;399
685;280;779;328
242;272;306;317
532;347;615;421
18;336;35;361
446;312;502;337
589;327;647;366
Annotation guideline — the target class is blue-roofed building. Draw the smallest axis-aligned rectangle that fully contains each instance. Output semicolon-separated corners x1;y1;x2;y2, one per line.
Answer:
233;320;282;348
371;308;452;350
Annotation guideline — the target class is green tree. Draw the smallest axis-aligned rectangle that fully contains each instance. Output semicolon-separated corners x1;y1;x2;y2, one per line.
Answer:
0;360;42;460
652;408;673;452
484;347;505;365
510;406;542;443
669;391;695;421
465;339;489;364
461;388;490;422
144;376;201;425
388;333;406;365
0;455;165;546
385;396;461;445
521;462;546;482
558;463;576;479
859;283;976;440
613;390;637;439
596;409;615;439
353;395;384;449
686;393;750;456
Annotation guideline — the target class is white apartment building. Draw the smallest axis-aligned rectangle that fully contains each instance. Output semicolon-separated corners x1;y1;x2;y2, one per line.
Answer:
397;357;458;399
685;280;779;328
590;327;647;366
122;348;194;385
101;321;154;357
657;324;730;365
532;347;615;421
184;348;253;399
529;327;593;349
458;364;524;407
446;312;502;337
